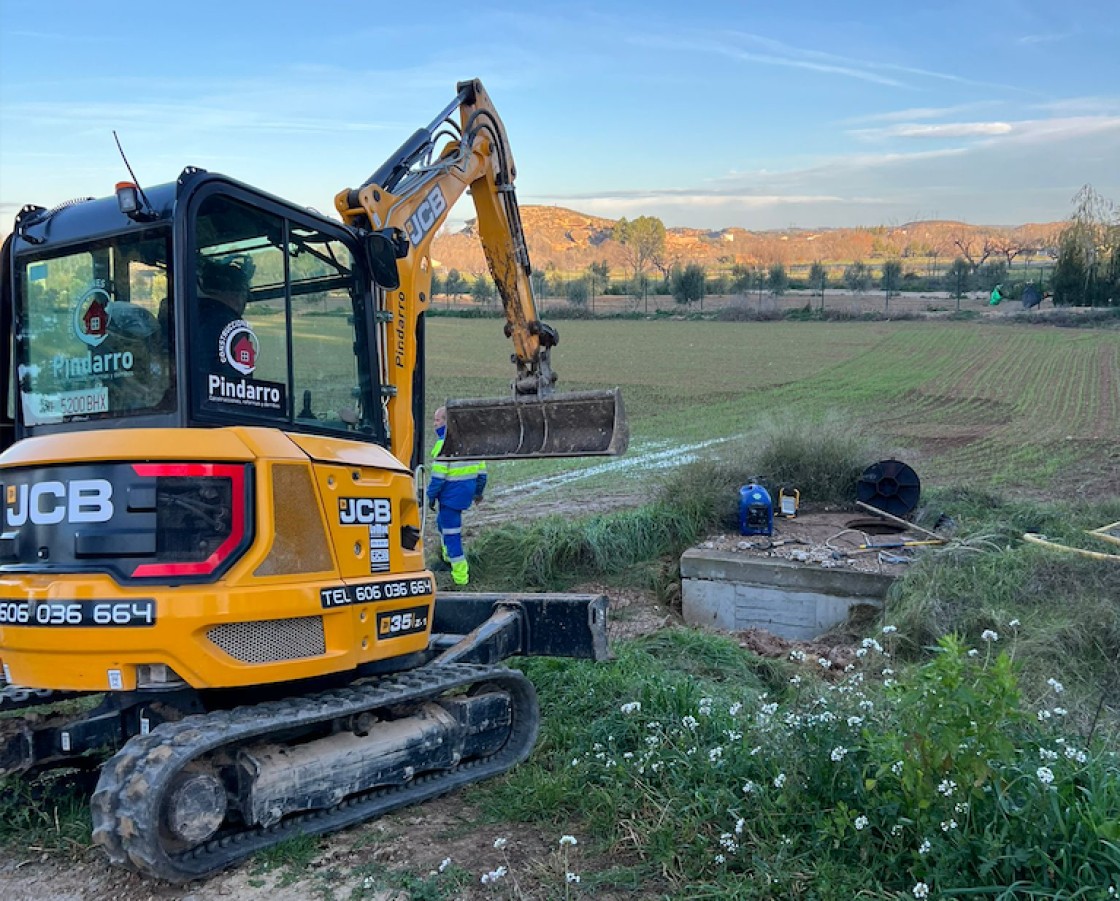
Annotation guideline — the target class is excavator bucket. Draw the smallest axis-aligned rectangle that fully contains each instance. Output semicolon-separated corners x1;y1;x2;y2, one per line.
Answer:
441;388;628;460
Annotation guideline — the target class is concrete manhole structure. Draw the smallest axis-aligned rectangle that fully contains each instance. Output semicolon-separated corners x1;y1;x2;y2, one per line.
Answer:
681;548;896;641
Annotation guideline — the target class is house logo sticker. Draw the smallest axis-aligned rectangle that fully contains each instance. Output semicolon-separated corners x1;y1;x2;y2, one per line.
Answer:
218;320;260;376
72;287;112;347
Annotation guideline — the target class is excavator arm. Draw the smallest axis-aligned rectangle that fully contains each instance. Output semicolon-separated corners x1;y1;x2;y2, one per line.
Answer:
335;79;626;466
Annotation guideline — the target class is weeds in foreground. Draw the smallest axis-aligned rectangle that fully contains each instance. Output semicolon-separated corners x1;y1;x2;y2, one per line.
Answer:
487;630;1120;898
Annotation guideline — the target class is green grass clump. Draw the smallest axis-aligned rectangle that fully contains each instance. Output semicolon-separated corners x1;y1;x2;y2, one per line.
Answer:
885;491;1120;734
0;770;92;850
750;412;881;506
470;459;748;590
478;630;1120;898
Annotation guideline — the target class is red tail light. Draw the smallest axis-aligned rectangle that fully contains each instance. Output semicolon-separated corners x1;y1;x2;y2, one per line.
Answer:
130;463;249;578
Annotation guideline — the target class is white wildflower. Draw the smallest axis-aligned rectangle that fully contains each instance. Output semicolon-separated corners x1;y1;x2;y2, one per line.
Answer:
620;701;642;714
742;780;757;794
1047;678;1064;693
981;629;999;642
682;715;699;731
918;839;931;855
1037;766;1055;785
439;857;452;872
941;819;958;831
830;746;849;762
566;872;581;883
882;625;897;634
818;657;832;669
734;817;745;835
481;865;508;884
967;649;980;657
559;834;578;846
913;882;930;899
493;837;508;849
709;746;723;763
729;702;743;716
937;779;956;796
773;772;787;789
1009;619;1020;628
854;815;869;831
1053;707;1068;716
714;853;726;864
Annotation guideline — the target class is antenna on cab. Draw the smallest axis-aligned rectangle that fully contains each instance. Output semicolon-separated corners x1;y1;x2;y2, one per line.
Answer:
112;130;158;221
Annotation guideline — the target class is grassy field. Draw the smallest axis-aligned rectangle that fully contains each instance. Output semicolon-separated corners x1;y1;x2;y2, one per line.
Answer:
425;316;1118;515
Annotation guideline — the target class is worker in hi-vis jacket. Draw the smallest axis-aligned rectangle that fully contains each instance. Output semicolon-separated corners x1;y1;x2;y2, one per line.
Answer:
426;406;487;586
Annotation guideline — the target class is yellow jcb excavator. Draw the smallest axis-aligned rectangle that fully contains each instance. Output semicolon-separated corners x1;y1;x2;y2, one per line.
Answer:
0;78;626;881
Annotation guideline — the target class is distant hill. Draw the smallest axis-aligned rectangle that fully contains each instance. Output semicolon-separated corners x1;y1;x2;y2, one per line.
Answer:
431;206;1065;275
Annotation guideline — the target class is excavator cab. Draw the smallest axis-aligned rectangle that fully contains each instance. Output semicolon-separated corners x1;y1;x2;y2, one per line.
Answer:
6;171;401;453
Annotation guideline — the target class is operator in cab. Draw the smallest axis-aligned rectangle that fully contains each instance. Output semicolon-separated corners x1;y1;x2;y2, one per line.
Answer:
427;406;487;587
196;254;254;370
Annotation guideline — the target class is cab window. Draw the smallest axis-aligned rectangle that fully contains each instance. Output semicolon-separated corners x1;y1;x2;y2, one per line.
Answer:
17;230;174;427
191;195;375;437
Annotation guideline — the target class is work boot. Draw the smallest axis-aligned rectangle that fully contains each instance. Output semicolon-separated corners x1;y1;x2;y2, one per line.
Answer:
451;560;469;587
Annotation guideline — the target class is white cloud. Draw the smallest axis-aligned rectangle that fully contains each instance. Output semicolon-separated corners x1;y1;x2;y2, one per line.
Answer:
844;103;1001;125
853;122;1015;140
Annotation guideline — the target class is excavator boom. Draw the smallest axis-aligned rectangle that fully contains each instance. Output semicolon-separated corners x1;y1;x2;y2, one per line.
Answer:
335;79;627;464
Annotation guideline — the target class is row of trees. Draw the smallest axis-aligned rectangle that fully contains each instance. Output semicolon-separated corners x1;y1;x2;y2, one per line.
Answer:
430;257;1025;307
431;188;1117;309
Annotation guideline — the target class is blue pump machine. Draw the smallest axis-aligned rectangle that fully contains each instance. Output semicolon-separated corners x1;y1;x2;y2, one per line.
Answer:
739;483;773;536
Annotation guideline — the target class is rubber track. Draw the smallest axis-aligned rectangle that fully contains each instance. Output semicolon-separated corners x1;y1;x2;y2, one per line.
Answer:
90;662;538;883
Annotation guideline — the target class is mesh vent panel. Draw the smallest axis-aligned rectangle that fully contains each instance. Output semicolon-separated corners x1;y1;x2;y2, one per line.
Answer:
208;616;326;663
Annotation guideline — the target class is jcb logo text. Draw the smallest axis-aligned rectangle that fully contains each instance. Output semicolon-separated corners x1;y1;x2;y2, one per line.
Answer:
339;497;392;525
5;479;114;527
404;185;447;246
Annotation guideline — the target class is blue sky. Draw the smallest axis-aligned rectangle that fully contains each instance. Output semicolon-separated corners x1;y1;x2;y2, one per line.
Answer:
1;0;1117;234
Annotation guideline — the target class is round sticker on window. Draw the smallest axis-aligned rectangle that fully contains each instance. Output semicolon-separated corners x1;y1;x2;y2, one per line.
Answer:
218;320;259;376
73;287;112;348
